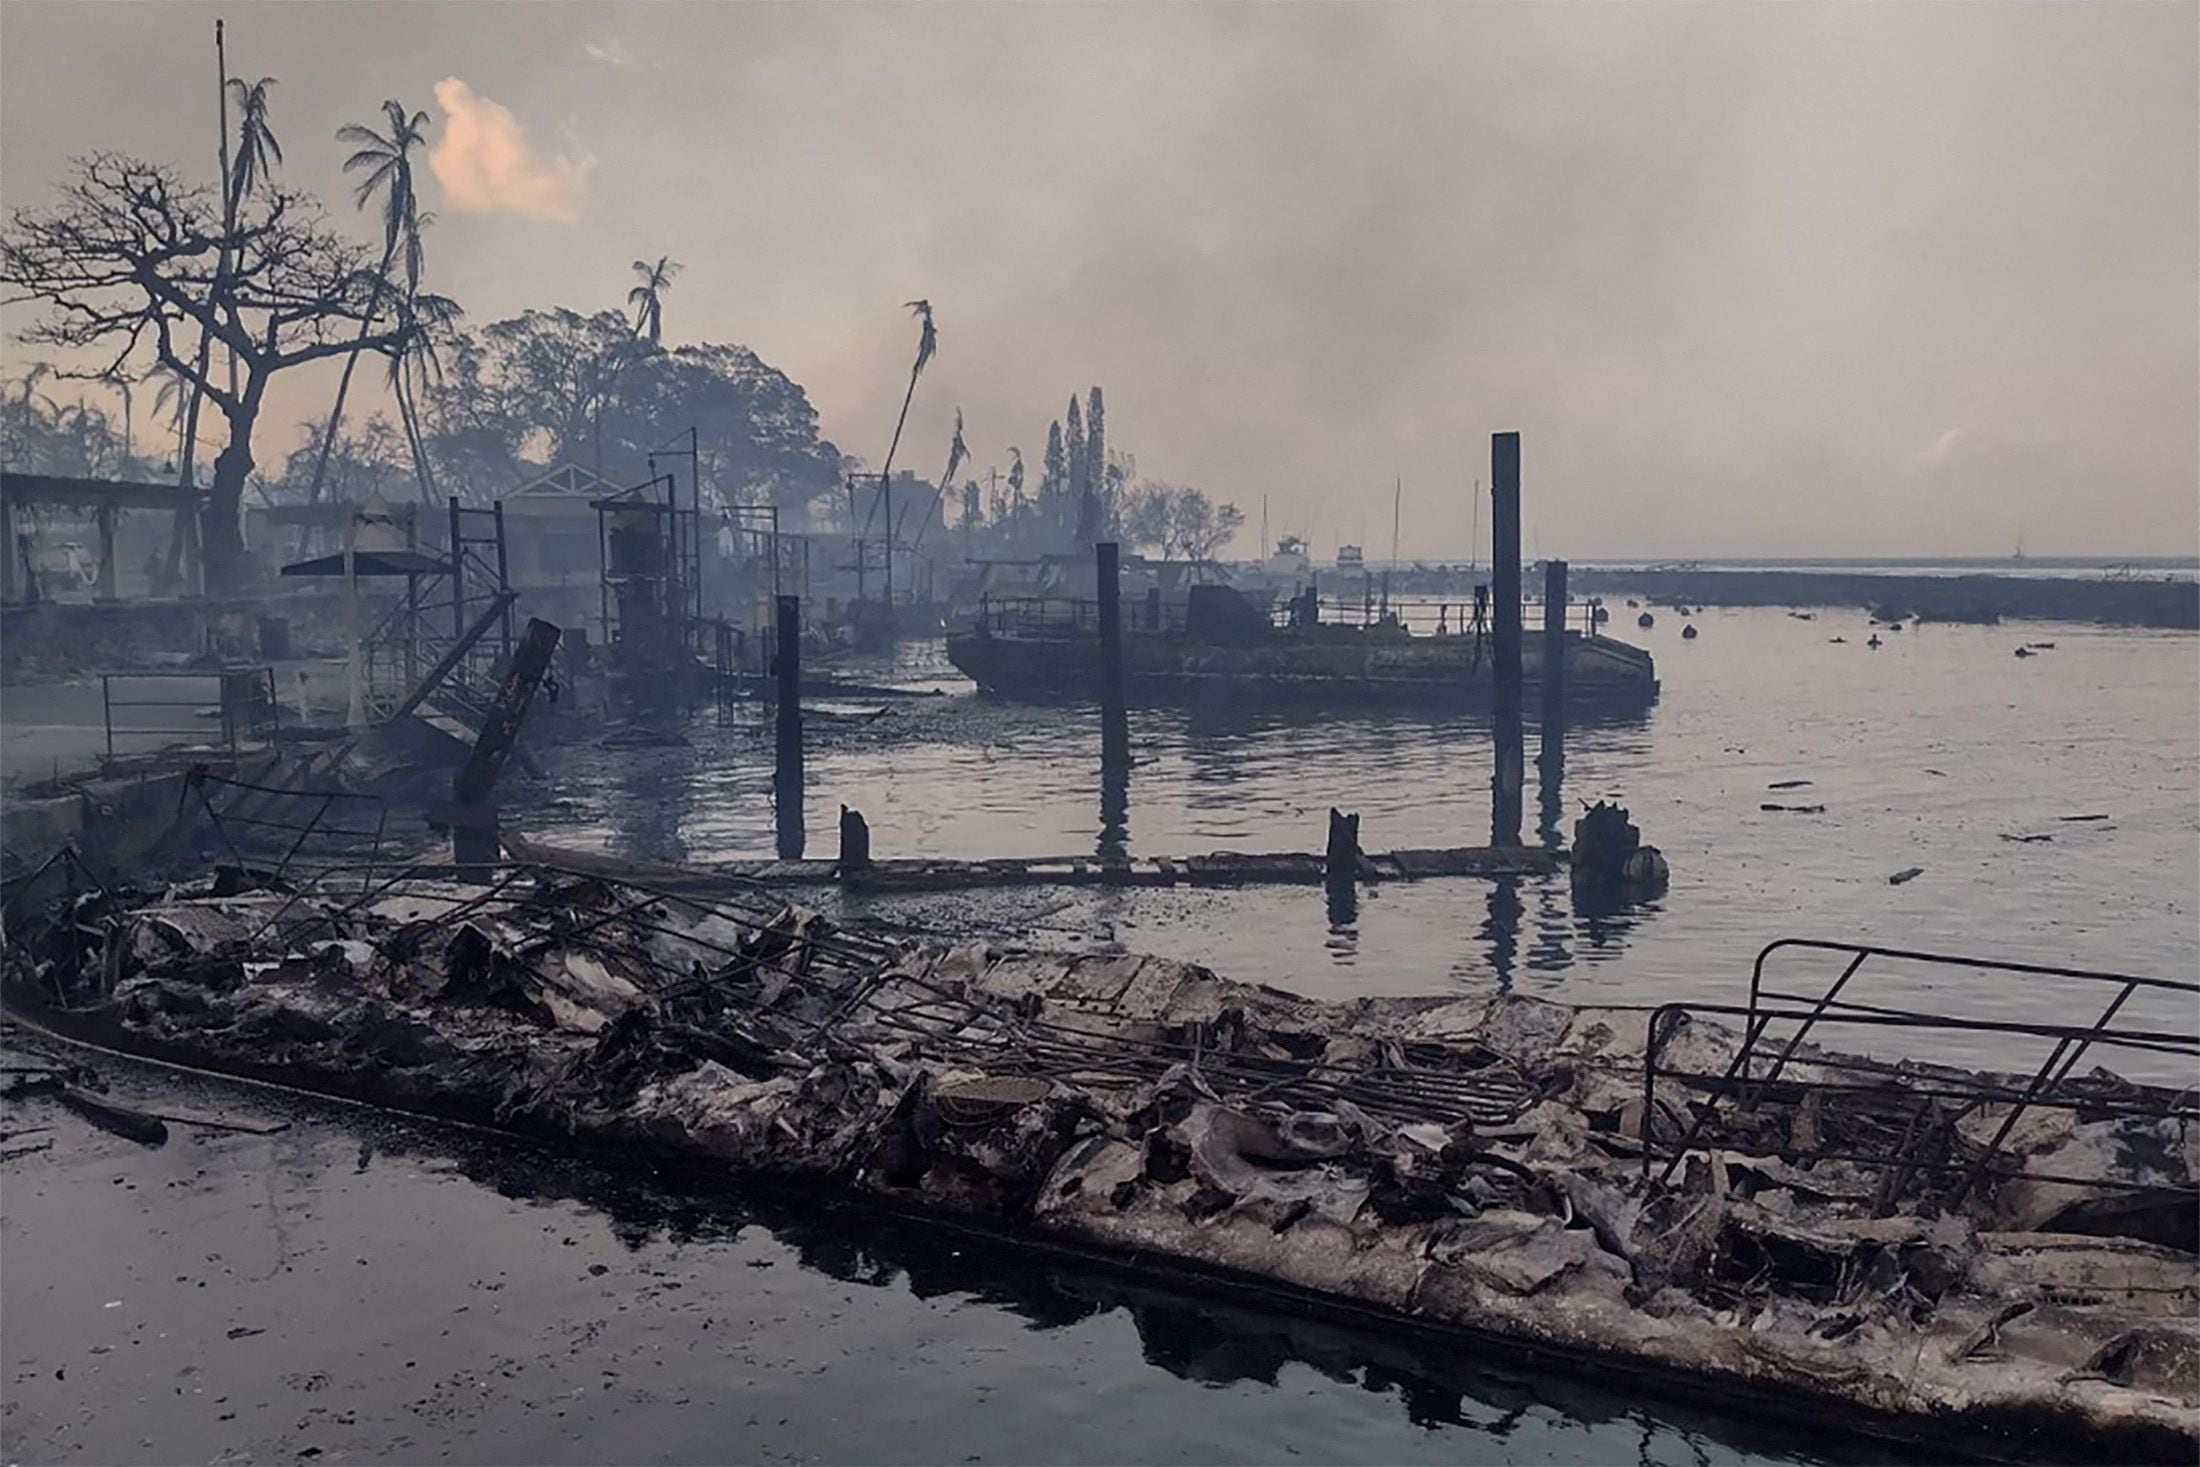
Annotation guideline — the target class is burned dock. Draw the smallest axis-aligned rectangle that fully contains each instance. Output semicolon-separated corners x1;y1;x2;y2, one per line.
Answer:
2;853;2192;1463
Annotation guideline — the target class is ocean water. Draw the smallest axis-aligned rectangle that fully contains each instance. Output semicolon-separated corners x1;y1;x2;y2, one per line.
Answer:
0;1055;1901;1467
538;605;2200;1080
8;604;2191;1465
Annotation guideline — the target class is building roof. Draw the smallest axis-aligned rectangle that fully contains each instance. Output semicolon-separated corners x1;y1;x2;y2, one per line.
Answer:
510;463;622;499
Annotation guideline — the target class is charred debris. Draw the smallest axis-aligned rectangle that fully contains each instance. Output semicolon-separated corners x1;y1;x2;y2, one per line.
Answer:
2;850;2194;1461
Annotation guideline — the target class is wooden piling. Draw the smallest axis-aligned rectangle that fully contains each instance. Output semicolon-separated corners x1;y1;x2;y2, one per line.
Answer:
838;804;870;872
1539;558;1567;768
1097;542;1129;768
775;594;805;859
1490;433;1524;846
1537;558;1568;845
1325;808;1360;886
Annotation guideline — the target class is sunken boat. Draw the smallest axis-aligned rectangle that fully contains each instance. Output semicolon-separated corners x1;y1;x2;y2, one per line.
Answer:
4;854;2192;1463
947;582;1659;710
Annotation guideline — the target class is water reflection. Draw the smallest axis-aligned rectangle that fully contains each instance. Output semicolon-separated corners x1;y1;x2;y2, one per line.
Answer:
605;730;698;863
1480;875;1522;991
376;1115;1898;1466
1098;713;1130;865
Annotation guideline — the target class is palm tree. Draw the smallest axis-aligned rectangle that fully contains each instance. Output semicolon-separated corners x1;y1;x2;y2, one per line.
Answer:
589;254;681;468
306;99;431;505
881;299;936;482
219;74;283;404
16;362;50;411
148;364;192;473
225;77;284;206
99;369;135;470
386;286;461;502
627;256;681;344
907;407;967;545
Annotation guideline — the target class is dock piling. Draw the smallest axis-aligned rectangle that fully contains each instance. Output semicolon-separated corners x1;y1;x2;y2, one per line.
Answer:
1097;541;1129;768
774;594;805;860
1538;558;1568;844
1490;433;1524;846
838;804;870;873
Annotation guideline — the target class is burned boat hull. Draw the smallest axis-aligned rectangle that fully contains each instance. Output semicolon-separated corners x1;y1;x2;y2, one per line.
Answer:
945;627;1659;710
5;869;2191;1463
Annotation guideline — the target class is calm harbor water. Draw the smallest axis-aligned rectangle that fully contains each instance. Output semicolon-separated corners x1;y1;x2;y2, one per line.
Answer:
1;1055;1889;1467
538;604;2200;1079
7;605;2189;1466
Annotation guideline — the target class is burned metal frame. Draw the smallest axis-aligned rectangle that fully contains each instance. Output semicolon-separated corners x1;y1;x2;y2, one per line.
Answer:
859;968;1541;1130
182;769;390;883
101;668;278;759
222;856;898;1003
1640;939;2198;1214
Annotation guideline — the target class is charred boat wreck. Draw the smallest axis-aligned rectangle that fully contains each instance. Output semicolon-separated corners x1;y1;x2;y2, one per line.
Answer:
4;863;2192;1463
947;584;1657;709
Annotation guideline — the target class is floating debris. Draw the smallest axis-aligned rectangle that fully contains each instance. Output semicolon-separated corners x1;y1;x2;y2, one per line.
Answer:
1767;779;1813;790
1760;803;1826;815
1889;866;1925;885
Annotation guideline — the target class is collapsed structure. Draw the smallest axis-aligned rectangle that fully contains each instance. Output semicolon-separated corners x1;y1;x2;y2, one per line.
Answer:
3;856;2191;1462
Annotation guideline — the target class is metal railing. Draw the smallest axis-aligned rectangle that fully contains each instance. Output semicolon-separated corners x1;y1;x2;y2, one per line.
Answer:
1640;939;2198;1217
101;668;278;759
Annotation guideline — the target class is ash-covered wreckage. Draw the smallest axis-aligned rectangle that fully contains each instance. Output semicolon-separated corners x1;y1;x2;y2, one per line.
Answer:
4;857;2193;1462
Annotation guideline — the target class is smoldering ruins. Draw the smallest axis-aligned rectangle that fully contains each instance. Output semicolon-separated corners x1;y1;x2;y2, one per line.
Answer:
4;5;2197;1464
6;852;2195;1462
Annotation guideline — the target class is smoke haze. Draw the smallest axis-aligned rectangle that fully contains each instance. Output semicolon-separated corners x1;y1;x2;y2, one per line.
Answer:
3;1;2192;557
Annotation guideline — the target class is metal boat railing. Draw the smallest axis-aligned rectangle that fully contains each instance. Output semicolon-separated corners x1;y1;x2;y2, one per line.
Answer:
1640;939;2198;1217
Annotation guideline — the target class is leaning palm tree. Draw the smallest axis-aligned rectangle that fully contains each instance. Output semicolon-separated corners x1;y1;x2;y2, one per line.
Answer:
907;407;968;545
305;99;431;505
881;299;935;481
627;256;682;344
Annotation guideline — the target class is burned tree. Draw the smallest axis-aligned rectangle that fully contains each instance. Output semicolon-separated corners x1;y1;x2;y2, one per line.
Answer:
0;153;415;589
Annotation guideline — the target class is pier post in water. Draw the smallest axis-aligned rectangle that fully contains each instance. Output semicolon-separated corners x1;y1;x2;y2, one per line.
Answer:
838;804;870;873
1537;558;1568;843
1097;541;1129;768
1325;807;1360;927
774;594;805;859
1490;432;1524;846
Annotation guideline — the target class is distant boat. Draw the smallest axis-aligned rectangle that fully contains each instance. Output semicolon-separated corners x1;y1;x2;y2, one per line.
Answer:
948;582;1659;710
1637;612;1655;628
1681;624;1698;640
1336;544;1365;573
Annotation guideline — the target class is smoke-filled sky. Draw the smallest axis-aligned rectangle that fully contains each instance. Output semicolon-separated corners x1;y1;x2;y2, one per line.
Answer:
3;1;2193;559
